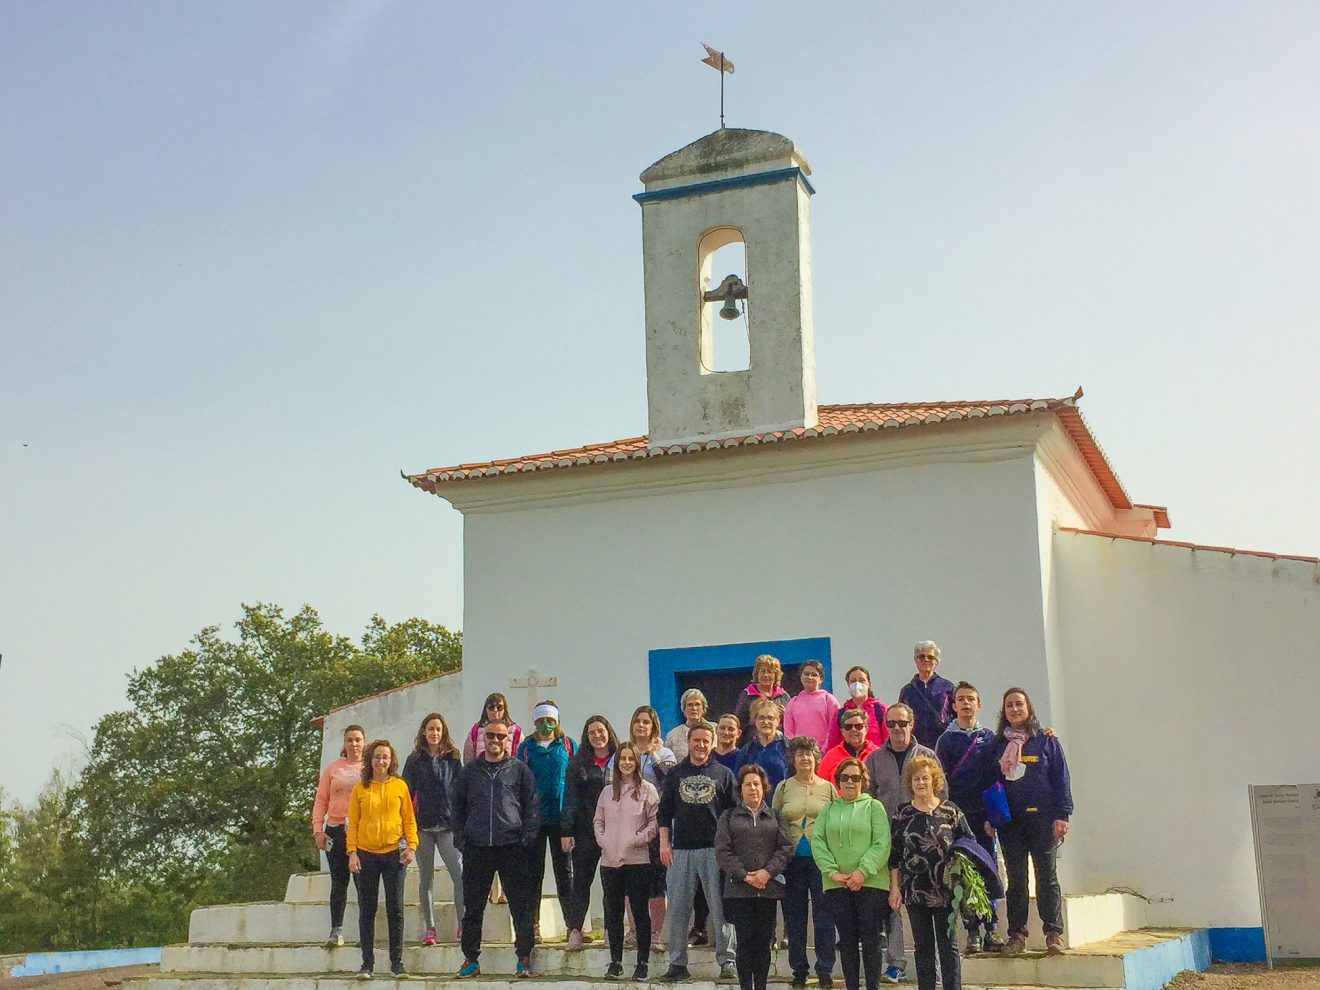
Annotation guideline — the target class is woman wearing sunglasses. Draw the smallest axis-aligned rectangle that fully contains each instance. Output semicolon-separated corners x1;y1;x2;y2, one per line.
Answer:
811;757;891;990
462;692;524;764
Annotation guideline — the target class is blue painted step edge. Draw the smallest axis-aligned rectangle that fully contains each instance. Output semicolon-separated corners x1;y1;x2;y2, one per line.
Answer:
11;947;162;977
1123;930;1212;990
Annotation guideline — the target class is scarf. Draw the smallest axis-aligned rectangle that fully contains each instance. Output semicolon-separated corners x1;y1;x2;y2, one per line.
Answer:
999;727;1029;779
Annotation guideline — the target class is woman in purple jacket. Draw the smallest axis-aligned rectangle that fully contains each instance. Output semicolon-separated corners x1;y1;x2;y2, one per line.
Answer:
991;687;1074;957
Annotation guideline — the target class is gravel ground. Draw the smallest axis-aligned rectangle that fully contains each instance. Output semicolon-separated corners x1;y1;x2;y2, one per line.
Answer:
4;965;158;990
1169;962;1320;989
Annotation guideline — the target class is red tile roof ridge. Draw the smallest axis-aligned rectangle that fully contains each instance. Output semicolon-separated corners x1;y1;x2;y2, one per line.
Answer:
1059;527;1319;565
403;387;1154;522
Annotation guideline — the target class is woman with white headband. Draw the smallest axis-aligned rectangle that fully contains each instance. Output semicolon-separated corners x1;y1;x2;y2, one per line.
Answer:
516;700;576;942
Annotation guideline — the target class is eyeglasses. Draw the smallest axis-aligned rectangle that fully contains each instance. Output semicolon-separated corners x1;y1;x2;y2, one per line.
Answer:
885;720;911;729
838;773;863;783
843;723;866;731
916;654;937;661
484;732;508;741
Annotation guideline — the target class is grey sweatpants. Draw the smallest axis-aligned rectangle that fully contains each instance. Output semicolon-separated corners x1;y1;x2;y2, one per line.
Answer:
887;906;906;970
666;847;735;967
416;827;464;930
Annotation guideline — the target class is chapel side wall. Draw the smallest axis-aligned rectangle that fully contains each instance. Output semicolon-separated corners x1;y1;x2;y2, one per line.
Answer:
319;671;466;773
457;448;1057;767
1053;530;1320;928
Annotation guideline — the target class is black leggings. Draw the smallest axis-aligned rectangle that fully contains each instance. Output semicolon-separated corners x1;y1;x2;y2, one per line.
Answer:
826;887;889;990
529;824;574;921
324;823;356;929
601;864;652;966
567;833;603;931
356;849;405;972
999;814;1063;936
725;898;778;990
907;903;960;990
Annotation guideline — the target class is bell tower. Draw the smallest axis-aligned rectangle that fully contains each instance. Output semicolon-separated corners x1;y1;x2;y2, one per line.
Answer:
635;129;818;447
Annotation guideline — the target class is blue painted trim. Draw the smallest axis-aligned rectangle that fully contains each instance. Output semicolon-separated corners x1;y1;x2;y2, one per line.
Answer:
648;637;832;732
11;947;162;977
1121;929;1211;990
633;167;815;205
1209;927;1266;963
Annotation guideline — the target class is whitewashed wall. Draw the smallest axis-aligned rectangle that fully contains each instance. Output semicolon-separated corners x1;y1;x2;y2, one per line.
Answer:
449;417;1071;761
319;670;466;773
1051;529;1320;928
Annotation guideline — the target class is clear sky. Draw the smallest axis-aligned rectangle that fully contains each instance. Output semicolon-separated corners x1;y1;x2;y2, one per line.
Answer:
3;2;1317;802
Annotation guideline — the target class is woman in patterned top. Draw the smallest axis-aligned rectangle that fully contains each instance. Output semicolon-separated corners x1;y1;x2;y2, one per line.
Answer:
887;755;973;990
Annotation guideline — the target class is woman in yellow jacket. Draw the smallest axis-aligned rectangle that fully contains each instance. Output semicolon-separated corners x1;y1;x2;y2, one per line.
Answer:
348;739;419;980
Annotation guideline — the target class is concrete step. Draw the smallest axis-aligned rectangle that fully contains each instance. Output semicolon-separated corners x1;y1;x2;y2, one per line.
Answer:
284;872;454;904
159;932;1199;988
162;945;729;980
132;979;751;990
964;927;1210;990
1021;892;1147;952
188;901;572;946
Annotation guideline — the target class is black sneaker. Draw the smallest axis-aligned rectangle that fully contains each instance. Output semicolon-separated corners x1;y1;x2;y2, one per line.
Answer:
605;962;624;980
659;965;691;982
817;976;834;989
632;963;649;981
390;966;408;979
791;975;808;989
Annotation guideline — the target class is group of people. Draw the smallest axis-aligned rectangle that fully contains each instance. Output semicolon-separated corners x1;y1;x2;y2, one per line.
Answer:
310;645;1074;990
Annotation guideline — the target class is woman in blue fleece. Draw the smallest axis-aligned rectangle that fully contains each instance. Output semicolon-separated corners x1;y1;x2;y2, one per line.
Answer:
991;687;1073;956
517;700;576;938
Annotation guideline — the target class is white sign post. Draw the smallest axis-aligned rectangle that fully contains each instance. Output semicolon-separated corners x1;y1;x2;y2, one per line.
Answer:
1249;783;1320;967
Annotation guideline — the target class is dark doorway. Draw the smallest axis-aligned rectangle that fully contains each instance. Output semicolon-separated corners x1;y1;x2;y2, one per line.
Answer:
677;663;806;724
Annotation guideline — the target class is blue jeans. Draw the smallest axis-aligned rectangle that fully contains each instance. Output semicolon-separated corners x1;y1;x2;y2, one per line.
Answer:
783;855;835;978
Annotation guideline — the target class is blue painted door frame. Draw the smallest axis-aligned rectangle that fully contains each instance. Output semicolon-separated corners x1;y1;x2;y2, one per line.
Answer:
648;637;832;732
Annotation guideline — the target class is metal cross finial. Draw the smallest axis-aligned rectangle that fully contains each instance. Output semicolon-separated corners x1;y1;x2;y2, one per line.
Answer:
700;43;735;129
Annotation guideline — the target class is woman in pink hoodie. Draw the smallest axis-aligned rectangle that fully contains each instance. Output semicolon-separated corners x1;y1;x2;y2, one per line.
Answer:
732;655;792;746
311;723;367;947
782;660;840;751
593;741;660;981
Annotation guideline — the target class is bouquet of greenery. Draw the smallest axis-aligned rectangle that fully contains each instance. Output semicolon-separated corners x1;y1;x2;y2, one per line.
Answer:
943;849;994;938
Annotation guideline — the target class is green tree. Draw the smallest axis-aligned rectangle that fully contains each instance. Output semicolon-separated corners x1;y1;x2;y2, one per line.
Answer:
72;603;461;911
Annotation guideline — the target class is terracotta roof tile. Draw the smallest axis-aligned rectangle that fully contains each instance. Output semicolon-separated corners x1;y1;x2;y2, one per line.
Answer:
404;388;1152;522
1059;528;1319;565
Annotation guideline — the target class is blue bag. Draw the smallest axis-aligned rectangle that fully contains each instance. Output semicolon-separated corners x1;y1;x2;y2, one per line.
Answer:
982;780;1012;830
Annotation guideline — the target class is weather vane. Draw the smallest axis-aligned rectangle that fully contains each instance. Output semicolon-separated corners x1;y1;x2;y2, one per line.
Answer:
700;43;735;129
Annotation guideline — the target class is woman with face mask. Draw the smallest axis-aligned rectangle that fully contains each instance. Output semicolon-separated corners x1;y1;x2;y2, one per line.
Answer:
516;700;576;943
827;665;889;751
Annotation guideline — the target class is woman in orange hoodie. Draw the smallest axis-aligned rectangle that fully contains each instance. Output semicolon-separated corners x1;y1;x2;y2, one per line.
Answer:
348;739;419;980
312;724;366;948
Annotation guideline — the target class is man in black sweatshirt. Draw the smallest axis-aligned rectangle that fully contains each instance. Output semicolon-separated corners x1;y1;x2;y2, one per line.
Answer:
657;721;737;982
451;716;541;979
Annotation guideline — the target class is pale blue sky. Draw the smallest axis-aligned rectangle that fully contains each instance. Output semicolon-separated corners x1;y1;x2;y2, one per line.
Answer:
3;3;1317;801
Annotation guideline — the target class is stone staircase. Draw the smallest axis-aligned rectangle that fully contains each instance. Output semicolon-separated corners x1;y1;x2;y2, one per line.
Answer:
127;868;1210;990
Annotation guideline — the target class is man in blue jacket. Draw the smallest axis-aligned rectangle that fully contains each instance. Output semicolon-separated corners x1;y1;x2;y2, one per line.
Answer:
897;640;957;748
934;682;1006;956
452;716;541;979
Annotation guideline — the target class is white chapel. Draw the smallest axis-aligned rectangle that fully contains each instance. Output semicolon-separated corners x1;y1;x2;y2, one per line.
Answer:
369;128;1316;948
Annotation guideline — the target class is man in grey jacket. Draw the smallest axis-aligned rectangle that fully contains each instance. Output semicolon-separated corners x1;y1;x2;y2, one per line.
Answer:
452;716;541;979
864;702;942;984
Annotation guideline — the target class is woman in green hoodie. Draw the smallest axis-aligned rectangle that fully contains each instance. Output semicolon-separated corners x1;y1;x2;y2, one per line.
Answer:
811;757;891;990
